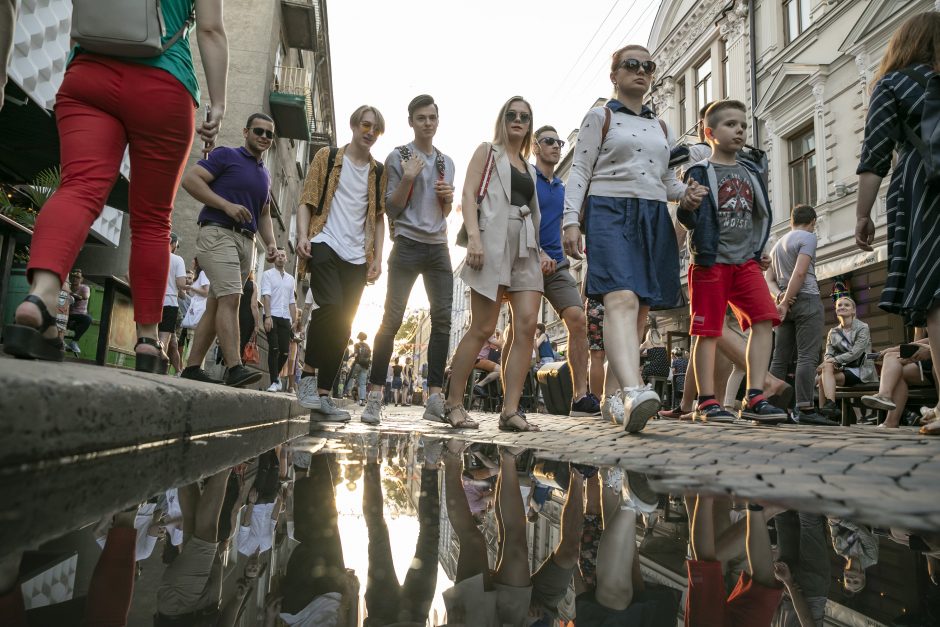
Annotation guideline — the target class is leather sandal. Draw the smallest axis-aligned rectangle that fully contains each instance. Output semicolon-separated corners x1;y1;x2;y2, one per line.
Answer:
499;410;540;432
2;295;65;361
135;337;169;374
442;404;480;429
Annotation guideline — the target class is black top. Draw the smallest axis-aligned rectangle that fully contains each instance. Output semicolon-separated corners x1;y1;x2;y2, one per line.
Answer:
510;164;534;207
239;279;255;327
393;365;404;378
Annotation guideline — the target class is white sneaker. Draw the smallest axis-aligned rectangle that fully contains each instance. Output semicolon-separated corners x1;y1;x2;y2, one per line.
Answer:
267;380;282;392
296;376;320;410
621;470;659;514
621;386;660;433
311;395;351;423
361;391;384;425
601;394;625;425
422;393;446;422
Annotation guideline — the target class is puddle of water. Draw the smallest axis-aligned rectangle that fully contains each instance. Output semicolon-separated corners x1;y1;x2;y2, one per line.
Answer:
3;432;936;626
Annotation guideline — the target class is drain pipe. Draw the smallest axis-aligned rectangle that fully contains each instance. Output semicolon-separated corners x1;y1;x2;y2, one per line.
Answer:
749;0;760;145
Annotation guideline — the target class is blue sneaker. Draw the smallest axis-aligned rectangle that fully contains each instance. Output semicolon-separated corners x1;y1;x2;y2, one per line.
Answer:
570;393;602;417
739;397;788;424
692;400;735;423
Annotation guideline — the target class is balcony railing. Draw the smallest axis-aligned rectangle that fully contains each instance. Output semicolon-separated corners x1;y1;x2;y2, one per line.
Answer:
269;66;313;141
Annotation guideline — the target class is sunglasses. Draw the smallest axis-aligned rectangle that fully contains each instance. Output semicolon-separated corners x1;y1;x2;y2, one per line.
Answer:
249;127;275;139
504;110;531;124
538;137;565;149
618;58;657;75
359;121;383;136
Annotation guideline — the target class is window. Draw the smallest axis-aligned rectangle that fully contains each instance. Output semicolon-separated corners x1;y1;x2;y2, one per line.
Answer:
694;57;713;116
784;0;812;44
788;126;817;207
678;79;687;137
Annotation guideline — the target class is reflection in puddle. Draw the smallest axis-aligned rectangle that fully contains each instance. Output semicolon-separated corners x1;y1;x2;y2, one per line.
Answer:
1;433;937;626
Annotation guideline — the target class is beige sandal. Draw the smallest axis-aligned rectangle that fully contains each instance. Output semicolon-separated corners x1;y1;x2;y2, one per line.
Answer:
442;404;480;429
498;410;540;432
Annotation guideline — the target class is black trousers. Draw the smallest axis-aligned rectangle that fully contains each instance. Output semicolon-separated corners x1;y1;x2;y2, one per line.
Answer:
363;463;440;626
267;315;292;382
67;313;93;341
370;237;453;389
281;454;346;614
304;243;367;390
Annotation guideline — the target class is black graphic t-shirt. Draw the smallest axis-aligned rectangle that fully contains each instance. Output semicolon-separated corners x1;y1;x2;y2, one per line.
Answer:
712;163;756;264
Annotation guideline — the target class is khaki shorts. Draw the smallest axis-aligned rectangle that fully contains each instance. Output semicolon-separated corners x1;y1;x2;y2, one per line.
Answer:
157;536;222;615
196;225;255;298
543;261;583;315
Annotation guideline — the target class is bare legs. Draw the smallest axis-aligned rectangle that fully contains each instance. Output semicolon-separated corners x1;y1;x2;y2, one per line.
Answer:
602;290;648;395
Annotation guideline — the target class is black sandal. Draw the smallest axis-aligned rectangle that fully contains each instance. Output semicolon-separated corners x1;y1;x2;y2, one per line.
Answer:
2;295;65;361
135;337;168;374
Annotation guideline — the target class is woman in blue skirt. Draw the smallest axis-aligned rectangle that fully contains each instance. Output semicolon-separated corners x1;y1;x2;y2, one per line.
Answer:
562;44;706;433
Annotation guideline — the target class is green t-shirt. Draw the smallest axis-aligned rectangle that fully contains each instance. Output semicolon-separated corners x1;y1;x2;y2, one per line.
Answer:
73;0;199;104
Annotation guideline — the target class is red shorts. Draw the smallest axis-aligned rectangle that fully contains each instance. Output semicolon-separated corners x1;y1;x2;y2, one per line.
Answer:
688;260;780;337
684;560;783;627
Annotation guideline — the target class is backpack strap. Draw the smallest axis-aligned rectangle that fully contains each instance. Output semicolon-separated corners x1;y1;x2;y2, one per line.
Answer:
374;162;384;214
315;147;339;216
397;145;416;206
162;2;197;52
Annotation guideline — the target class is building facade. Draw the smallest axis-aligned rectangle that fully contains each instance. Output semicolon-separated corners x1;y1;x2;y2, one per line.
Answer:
645;0;937;348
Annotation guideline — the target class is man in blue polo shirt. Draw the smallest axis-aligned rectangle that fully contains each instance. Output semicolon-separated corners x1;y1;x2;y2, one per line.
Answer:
533;125;599;416
179;112;278;388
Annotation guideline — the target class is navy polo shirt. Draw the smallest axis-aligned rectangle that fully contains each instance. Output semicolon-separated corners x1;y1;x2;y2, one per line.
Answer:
196;146;271;233
535;167;565;263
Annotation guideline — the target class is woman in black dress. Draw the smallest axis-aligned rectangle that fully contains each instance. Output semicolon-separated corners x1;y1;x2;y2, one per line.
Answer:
239;270;261;358
855;12;940;432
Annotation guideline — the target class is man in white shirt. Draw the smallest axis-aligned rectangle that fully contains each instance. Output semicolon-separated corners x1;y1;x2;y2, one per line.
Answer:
159;233;188;374
261;248;297;392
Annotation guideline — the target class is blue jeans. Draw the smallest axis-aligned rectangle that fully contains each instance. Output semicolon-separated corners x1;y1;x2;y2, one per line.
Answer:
371;237;453;389
357;365;369;400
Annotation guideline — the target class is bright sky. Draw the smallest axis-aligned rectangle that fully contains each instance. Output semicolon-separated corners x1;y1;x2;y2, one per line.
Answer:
328;0;662;341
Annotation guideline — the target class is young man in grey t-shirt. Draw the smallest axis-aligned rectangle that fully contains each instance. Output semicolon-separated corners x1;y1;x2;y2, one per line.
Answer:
362;95;458;425
766;204;831;424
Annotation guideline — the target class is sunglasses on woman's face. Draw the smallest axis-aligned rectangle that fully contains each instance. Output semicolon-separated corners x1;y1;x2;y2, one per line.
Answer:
618;58;656;75
538;137;565;149
249;127;275;139
504;110;531;124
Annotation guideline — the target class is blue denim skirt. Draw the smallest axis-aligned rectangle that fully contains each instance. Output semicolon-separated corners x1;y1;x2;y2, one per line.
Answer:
584;195;680;308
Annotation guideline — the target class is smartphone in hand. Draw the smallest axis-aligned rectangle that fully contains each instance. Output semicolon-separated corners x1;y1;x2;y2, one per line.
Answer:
203;104;212;157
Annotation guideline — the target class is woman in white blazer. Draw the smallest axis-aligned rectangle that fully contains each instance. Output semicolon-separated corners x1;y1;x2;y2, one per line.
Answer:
444;96;543;432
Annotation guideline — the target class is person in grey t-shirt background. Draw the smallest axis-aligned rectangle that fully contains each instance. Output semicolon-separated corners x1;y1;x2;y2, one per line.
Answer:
362;94;458;426
766;204;831;424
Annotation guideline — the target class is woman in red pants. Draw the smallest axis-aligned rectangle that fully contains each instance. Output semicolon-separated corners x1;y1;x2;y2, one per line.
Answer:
3;0;229;373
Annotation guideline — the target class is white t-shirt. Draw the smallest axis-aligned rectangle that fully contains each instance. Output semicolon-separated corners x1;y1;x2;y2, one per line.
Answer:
163;253;187;306
312;159;369;264
236;501;276;556
260;267;297;319
183;271;210;328
279;592;342;626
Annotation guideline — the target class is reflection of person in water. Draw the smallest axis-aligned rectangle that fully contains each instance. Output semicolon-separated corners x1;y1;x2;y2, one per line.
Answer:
362;437;441;626
574;468;678;626
268;452;358;626
771;512;830;626
686;495;783;627
828;517;879;595
155;468;232;625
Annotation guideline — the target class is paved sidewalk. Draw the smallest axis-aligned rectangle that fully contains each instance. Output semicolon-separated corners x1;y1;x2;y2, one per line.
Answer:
312;404;940;532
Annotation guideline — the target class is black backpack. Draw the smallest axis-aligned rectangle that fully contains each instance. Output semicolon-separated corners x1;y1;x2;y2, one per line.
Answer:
356;342;372;367
899;68;940;185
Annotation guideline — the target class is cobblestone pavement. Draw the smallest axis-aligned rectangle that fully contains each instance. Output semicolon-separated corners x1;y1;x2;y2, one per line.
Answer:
311;404;940;532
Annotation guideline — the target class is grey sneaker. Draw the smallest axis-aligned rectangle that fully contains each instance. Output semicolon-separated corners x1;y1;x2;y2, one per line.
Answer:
311;394;350;423
361;390;383;425
601;394;625;425
621;385;660;433
422;392;446;422
296;375;320;410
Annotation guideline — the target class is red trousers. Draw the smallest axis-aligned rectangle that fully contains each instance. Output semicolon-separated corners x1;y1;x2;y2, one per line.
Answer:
28;55;195;324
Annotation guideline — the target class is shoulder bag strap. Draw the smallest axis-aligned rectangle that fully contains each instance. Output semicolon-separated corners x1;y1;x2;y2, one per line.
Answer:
475;144;497;205
315;147;339;215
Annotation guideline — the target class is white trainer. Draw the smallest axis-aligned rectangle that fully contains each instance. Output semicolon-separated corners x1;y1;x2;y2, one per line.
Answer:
601;394;625;426
296;376;320;410
621;385;660;433
361;390;384;425
311;395;351;423
267;380;281;392
422;393;446;422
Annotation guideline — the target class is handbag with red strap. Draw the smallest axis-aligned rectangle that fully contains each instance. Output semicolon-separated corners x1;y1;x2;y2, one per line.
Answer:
242;332;261;366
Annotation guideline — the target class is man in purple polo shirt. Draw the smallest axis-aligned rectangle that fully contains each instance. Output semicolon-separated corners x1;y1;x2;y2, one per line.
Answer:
179;112;278;388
